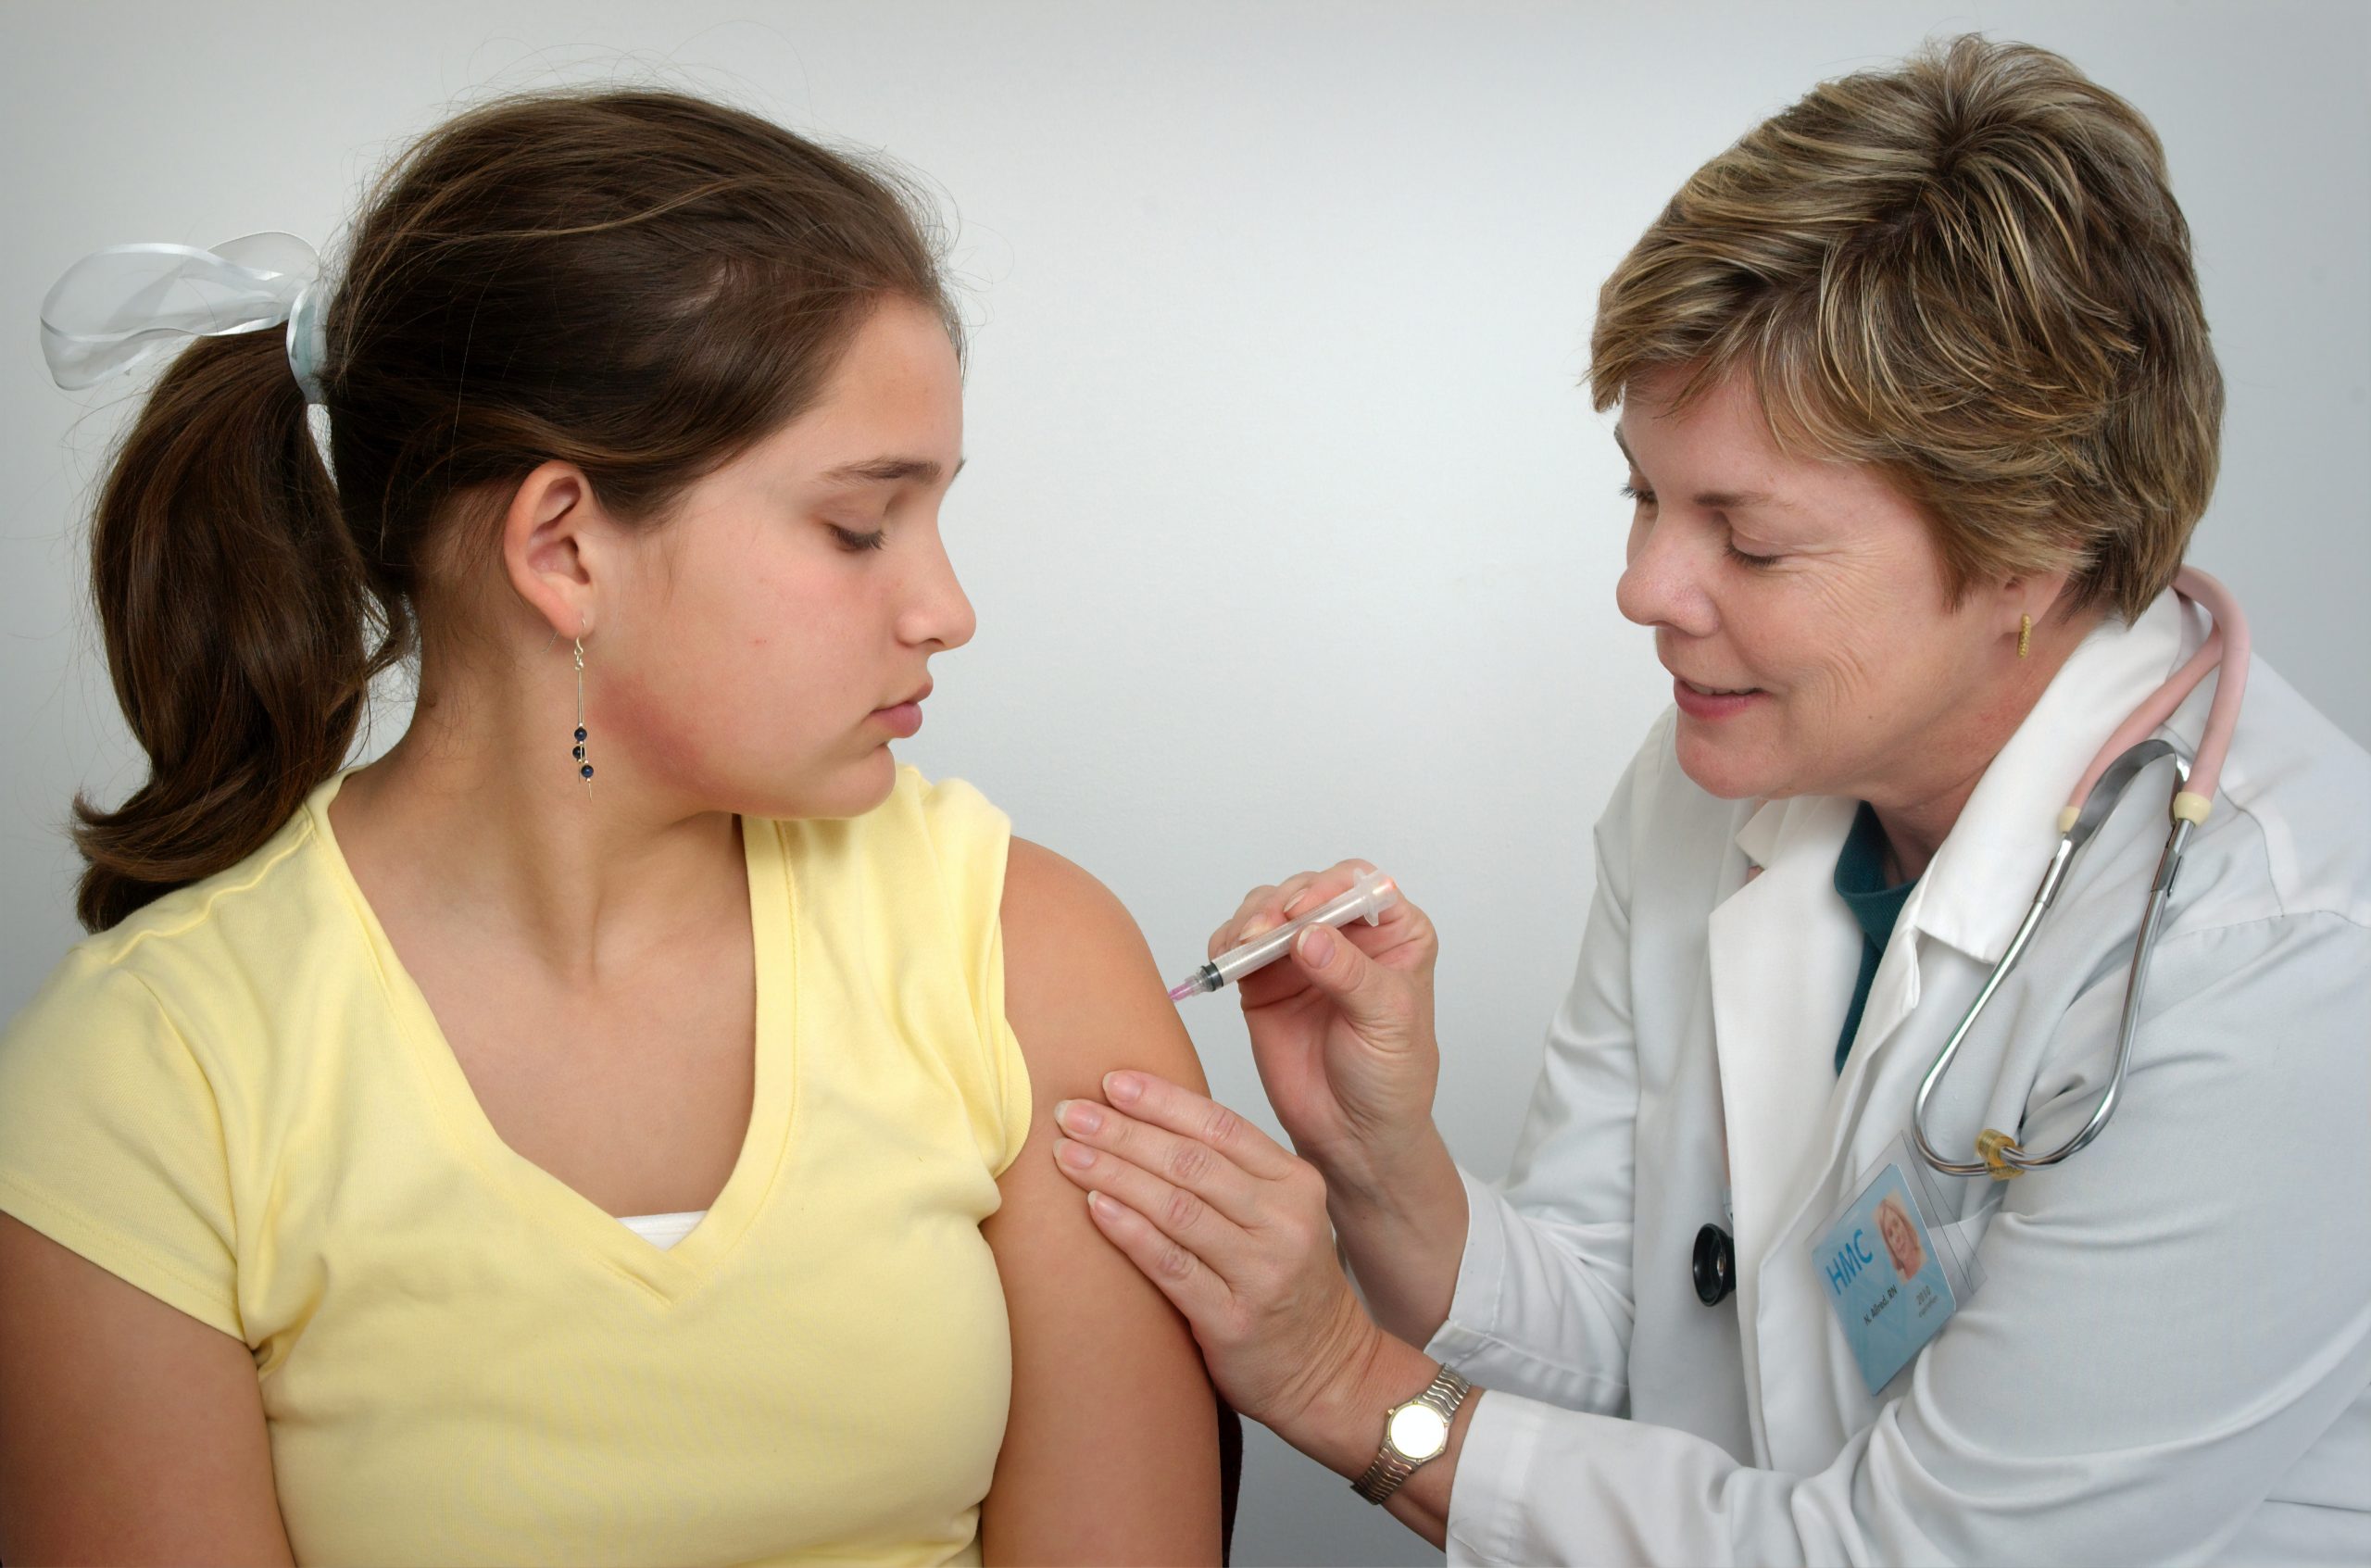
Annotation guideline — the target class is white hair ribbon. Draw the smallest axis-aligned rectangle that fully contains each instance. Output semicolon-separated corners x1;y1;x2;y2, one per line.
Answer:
40;232;329;404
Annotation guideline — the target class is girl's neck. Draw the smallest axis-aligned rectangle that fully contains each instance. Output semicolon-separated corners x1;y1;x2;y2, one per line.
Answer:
329;677;743;982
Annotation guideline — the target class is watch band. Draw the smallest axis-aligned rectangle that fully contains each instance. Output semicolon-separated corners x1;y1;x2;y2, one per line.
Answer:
1350;1366;1473;1505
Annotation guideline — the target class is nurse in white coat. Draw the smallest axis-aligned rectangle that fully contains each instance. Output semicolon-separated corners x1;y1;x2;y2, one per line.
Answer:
1048;36;2371;1566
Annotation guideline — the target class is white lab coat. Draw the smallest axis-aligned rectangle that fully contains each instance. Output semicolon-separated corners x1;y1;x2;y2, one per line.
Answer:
1422;592;2371;1565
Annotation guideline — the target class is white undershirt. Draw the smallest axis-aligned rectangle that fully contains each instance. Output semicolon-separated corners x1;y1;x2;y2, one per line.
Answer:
617;1210;708;1251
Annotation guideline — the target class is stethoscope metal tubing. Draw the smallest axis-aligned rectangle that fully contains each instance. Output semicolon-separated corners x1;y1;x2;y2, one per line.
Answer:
1912;742;2191;1179
1910;839;2074;1176
2021;814;2190;1172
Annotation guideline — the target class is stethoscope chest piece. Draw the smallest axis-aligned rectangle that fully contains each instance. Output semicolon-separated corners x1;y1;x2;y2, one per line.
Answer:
1693;1223;1736;1305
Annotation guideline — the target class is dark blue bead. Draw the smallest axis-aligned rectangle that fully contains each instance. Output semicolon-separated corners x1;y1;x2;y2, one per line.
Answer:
572;745;586;760
573;726;587;742
580;763;595;780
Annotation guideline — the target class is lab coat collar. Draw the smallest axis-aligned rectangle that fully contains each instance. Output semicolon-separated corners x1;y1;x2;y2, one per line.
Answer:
1730;592;2194;965
1908;593;2193;964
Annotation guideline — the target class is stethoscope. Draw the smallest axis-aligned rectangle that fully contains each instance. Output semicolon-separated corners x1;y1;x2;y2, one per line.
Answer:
1693;568;2250;1307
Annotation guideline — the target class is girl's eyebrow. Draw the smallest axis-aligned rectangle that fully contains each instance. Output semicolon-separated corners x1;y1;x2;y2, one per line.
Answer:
817;455;967;487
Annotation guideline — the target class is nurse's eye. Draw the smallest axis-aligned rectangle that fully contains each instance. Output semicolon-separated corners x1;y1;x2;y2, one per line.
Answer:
829;525;889;553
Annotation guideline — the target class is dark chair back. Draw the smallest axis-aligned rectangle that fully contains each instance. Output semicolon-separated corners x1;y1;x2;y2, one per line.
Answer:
1218;1393;1244;1562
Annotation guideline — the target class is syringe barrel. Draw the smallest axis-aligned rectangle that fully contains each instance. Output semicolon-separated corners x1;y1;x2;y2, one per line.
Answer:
1206;868;1399;988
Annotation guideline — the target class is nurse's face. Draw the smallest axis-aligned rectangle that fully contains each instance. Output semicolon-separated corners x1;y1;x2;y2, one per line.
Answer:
1878;1199;1922;1280
1613;365;2032;810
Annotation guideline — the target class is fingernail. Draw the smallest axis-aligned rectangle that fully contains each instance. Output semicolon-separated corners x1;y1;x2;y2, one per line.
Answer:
1056;1098;1102;1135
1055;1137;1096;1171
1105;1072;1143;1105
1087;1191;1113;1219
1298;925;1336;966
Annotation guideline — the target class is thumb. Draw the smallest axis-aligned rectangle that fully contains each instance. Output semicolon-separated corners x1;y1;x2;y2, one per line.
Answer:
1291;923;1410;1042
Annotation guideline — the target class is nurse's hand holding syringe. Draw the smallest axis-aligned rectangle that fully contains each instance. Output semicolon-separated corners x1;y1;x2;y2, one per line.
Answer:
1168;862;1463;1331
1062;859;1471;1395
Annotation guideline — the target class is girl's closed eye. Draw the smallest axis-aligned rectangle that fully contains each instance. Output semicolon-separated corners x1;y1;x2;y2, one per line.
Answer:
830;523;889;552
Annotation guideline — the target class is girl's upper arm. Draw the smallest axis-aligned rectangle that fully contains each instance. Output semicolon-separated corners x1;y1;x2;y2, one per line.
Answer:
980;837;1224;1567
0;1212;293;1566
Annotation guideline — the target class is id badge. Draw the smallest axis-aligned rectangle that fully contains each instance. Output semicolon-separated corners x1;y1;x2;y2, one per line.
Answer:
1809;1135;1983;1396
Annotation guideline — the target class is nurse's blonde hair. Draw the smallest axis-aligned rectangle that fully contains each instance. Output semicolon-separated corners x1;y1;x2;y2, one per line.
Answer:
1588;35;2220;622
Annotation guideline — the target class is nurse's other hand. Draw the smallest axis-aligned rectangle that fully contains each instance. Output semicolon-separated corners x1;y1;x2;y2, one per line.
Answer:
1050;1073;1380;1433
1212;862;1440;1186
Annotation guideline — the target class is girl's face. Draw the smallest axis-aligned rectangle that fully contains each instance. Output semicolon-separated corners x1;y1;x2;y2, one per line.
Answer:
1613;364;2036;813
592;297;973;821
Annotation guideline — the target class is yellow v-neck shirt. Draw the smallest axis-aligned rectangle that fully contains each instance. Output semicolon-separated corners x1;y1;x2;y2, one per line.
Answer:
0;767;1032;1565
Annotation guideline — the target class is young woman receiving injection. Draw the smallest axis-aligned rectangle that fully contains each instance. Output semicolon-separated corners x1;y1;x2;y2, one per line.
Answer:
0;90;1221;1566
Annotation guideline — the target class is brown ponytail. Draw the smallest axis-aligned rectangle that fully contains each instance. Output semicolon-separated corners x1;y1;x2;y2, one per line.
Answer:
73;329;395;931
69;89;955;929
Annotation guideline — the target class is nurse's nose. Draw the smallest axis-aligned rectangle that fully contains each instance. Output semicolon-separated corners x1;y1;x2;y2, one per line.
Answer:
1615;514;1718;639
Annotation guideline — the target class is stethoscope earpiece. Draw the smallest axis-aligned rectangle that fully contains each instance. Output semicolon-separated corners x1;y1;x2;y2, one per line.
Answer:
1693;1223;1736;1305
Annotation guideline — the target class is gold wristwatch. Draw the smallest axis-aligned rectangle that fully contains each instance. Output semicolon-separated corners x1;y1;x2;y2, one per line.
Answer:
1350;1366;1473;1504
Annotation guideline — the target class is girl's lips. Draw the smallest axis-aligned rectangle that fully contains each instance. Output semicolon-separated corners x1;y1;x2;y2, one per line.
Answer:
872;701;923;738
1672;676;1765;720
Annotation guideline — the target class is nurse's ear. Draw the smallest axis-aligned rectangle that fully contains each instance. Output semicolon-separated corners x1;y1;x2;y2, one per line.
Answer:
1993;564;2098;662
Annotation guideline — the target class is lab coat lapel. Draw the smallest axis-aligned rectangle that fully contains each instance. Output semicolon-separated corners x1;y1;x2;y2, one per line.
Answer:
1707;789;1860;1436
1750;909;1931;1472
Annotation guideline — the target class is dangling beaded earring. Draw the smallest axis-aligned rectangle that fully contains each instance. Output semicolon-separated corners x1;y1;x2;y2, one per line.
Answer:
571;637;595;794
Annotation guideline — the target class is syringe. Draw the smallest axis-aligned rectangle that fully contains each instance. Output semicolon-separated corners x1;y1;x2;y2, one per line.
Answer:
1167;867;1399;1001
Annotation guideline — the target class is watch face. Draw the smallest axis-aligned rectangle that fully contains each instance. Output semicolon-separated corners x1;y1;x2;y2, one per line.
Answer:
1387;1403;1449;1461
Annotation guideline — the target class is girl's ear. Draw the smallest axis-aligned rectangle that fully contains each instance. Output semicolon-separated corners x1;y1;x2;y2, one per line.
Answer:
501;460;607;641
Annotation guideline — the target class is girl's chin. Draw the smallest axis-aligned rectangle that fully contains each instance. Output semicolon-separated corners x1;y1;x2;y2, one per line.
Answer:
804;749;900;819
716;747;899;822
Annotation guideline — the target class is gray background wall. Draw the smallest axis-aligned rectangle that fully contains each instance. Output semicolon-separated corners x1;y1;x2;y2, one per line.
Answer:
4;3;2365;1563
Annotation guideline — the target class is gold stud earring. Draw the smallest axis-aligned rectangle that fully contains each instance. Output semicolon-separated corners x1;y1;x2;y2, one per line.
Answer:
2016;614;2032;659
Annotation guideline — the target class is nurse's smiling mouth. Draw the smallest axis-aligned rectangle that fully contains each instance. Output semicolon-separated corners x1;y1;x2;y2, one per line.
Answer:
1672;675;1767;720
